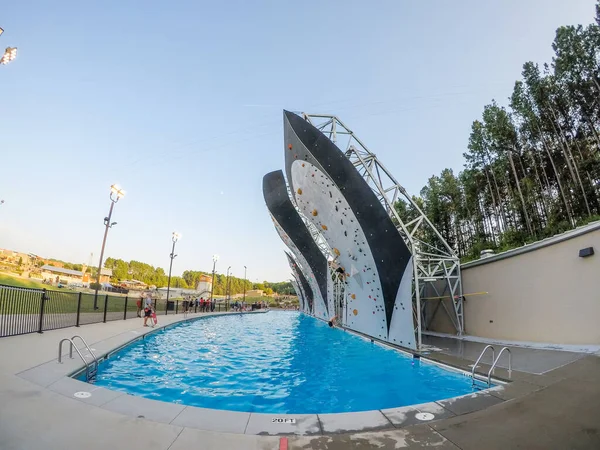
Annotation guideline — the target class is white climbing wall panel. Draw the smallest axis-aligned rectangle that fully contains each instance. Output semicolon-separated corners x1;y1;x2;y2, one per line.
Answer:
288;267;307;313
290;160;415;347
272;215;329;320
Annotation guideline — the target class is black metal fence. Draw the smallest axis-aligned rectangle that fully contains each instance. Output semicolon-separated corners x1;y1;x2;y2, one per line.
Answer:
0;284;229;338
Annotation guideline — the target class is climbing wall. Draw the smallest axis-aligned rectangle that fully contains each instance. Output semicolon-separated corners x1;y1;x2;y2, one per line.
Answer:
290;279;303;309
263;171;332;320
285;251;315;315
288;264;306;312
290;160;391;339
282;110;416;348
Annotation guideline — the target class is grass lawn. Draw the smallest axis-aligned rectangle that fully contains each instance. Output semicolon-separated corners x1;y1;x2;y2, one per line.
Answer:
0;274;57;290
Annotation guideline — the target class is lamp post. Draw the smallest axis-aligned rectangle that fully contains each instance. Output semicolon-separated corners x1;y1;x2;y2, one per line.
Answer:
243;265;247;305
166;232;181;309
0;47;17;65
94;184;125;309
225;266;231;308
0;27;18;66
210;255;219;305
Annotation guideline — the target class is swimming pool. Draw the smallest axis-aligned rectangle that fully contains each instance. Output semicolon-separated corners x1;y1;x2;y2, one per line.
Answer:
89;312;477;414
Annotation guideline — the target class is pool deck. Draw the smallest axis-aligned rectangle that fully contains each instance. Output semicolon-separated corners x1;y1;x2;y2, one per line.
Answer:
0;312;599;449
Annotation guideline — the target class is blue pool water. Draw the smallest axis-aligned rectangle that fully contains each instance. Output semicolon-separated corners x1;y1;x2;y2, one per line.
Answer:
90;312;476;413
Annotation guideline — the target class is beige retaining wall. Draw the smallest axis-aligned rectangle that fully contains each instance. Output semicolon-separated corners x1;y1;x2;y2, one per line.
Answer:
427;222;600;345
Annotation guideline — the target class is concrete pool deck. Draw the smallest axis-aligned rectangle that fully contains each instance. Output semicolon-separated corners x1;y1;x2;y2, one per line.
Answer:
0;312;599;449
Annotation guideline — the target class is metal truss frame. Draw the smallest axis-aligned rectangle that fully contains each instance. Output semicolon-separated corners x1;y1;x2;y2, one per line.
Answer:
301;113;464;349
286;185;333;261
331;270;346;326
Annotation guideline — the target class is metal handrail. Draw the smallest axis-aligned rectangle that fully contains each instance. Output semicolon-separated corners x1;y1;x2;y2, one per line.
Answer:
58;338;93;380
487;347;512;386
71;335;98;364
471;345;495;386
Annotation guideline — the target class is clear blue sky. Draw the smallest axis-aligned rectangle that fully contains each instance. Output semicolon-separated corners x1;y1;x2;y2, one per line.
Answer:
0;0;596;282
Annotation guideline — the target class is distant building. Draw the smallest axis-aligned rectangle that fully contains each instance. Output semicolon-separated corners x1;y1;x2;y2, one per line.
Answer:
156;287;205;298
40;265;84;285
99;268;113;284
196;274;213;296
119;279;148;290
42;259;64;268
245;289;264;297
0;249;31;265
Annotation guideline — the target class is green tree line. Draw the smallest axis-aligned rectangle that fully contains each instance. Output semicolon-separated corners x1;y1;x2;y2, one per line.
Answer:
396;4;600;261
103;257;292;295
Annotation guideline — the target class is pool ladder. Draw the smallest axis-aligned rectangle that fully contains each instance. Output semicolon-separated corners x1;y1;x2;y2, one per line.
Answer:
471;345;512;387
58;335;99;382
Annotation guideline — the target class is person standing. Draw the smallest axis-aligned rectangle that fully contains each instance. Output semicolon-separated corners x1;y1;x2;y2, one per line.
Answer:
143;295;153;327
136;294;143;318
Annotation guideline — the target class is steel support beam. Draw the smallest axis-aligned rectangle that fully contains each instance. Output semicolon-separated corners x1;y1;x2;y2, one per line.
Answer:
302;113;464;346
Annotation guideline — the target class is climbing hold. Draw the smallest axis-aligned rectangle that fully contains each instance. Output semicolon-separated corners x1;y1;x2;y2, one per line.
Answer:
297;188;303;195
353;309;358;316
321;224;328;231
288;143;292;150
351;294;356;299
302;163;305;167
333;248;340;256
312;209;318;216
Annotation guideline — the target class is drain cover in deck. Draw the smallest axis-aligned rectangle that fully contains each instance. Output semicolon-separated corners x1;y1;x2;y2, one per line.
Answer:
74;392;91;399
415;412;435;421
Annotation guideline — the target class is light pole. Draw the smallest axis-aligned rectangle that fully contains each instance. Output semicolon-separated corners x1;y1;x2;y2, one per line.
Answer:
94;184;125;309
0;27;18;66
243;265;247;305
166;232;181;309
210;255;219;306
225;266;231;308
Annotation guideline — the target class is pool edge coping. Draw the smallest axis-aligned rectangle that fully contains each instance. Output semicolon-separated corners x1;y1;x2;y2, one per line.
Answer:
16;310;514;436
